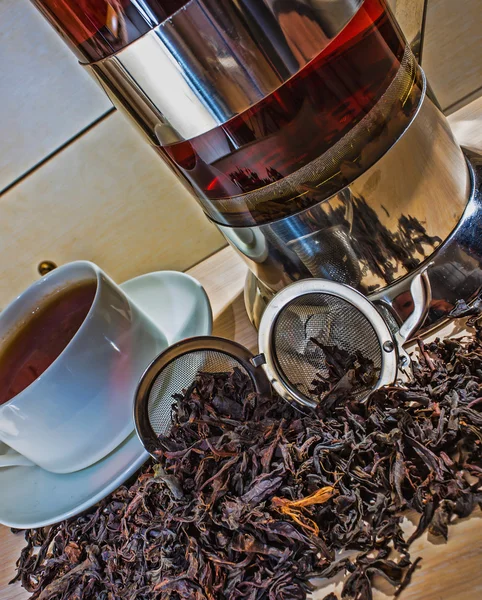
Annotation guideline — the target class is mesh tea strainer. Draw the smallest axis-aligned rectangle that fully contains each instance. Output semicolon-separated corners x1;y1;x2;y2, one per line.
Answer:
134;271;430;457
134;337;273;457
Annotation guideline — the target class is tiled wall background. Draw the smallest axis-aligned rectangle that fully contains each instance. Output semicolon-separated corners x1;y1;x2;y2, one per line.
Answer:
0;0;481;308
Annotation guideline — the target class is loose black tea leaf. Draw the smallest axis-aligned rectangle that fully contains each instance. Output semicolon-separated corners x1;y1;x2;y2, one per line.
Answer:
308;341;380;406
12;326;482;600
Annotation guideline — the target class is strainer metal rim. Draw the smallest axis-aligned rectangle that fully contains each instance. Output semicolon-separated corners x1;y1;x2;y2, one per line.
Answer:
257;279;399;409
133;336;271;458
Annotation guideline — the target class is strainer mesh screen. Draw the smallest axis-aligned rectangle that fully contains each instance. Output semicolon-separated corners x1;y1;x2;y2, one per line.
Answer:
273;293;382;403
147;350;249;436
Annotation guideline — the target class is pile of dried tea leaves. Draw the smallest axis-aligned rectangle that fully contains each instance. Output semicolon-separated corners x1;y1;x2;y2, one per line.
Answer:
12;326;482;600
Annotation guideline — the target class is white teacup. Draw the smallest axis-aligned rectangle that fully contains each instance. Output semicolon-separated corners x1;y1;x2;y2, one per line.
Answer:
0;261;168;473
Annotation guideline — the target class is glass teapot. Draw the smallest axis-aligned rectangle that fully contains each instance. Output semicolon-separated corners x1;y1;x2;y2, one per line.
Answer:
30;1;482;331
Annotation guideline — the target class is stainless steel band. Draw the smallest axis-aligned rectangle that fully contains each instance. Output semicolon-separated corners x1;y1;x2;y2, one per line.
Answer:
221;91;471;303
244;150;482;333
84;0;363;144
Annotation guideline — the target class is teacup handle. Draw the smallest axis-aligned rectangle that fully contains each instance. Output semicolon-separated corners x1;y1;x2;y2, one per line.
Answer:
0;446;35;468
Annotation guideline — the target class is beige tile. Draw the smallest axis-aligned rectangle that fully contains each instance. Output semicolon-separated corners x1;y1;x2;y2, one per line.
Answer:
0;0;111;191
448;95;482;152
423;0;482;111
0;112;225;309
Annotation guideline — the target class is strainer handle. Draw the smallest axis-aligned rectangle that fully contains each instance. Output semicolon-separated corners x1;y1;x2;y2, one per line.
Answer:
397;268;432;344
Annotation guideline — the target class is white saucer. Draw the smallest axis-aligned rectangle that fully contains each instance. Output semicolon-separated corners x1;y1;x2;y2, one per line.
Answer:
0;271;212;529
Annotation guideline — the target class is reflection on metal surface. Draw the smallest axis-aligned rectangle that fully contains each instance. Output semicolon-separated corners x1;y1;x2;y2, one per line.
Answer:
220;93;469;296
31;0;189;62
287;224;362;287
86;0;363;142
372;151;482;327
37;261;58;276
245;150;482;330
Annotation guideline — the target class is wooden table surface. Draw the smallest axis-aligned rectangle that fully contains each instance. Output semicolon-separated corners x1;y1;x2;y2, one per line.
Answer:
1;99;482;599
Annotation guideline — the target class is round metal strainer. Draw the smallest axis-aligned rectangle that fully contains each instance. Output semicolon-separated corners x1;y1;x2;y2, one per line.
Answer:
134;337;271;458
273;293;383;402
256;280;400;409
